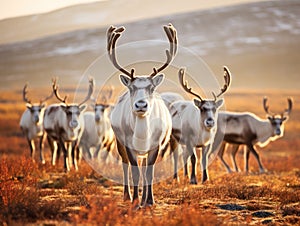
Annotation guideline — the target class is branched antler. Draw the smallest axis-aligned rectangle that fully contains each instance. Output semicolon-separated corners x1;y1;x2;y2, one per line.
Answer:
52;78;68;104
264;97;293;118
107;26;134;79
284;98;293;116
23;83;32;104
99;86;114;104
150;23;178;77
78;77;95;106
212;66;231;100
263;97;271;115
40;90;53;104
178;68;203;101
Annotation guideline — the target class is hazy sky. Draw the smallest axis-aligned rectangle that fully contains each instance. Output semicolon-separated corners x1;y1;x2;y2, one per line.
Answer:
0;0;105;20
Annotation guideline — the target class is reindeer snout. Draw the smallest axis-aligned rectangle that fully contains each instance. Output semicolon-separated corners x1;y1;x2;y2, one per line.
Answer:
34;115;40;123
134;100;148;112
135;100;148;109
95;115;100;122
204;117;215;129
275;128;281;135
70;120;79;129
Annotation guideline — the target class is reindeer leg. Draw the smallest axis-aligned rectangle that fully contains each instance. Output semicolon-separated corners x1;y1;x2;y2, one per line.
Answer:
201;145;211;183
100;144;110;163
230;144;240;172
171;138;179;181
93;143;102;159
244;147;250;173
39;133;46;164
141;157;147;206
27;138;35;162
116;140;131;201
71;141;79;171
47;135;55;165
59;139;70;172
57;142;61;164
82;143;92;160
183;146;189;178
218;142;232;173
144;149;159;206
247;144;265;173
187;144;197;184
126;148;140;208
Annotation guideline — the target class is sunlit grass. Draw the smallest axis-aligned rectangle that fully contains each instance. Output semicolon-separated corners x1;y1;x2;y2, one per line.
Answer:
0;88;299;225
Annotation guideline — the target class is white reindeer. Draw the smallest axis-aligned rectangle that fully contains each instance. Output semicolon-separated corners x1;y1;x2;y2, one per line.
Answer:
160;92;184;180
166;67;231;184
43;78;94;171
107;24;177;207
215;97;293;173
19;83;53;163
79;88;116;162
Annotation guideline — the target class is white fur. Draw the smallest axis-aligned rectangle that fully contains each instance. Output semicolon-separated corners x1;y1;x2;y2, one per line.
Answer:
79;107;115;162
111;92;171;154
43;104;85;171
20;104;46;163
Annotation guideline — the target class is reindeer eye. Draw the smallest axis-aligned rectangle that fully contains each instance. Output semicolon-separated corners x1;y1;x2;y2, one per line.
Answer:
201;106;208;111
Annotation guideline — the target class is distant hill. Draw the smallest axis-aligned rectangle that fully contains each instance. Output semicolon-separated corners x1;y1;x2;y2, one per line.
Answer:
0;0;264;45
0;0;299;91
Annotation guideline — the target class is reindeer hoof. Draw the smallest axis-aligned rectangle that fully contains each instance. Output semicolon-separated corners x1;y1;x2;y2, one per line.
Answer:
190;179;197;185
132;199;141;210
123;193;131;202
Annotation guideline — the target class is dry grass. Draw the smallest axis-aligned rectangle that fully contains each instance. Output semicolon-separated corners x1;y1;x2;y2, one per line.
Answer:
0;89;299;225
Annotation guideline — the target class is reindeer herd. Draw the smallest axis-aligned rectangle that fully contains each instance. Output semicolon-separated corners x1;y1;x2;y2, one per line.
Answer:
19;24;293;208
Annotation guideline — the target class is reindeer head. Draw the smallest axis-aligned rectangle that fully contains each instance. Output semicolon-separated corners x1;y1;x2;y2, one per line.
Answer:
263;97;292;136
178;67;231;130
107;24;177;117
94;87;114;122
52;78;94;130
23;83;53;124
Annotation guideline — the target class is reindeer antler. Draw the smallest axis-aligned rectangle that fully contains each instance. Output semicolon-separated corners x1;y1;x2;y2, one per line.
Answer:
107;26;135;79
52;78;68;104
150;23;178;77
283;98;293;116
100;86;114;104
178;68;203;101
40;90;53;104
78;77;95;106
212;66;231;100
263;97;274;116
23;83;32;104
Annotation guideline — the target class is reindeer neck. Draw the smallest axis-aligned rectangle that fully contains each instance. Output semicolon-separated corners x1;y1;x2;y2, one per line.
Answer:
256;119;274;147
132;115;151;151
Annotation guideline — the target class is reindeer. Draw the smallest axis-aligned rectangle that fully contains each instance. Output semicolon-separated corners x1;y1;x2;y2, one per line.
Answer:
79;87;116;162
43;78;94;171
20;83;53;163
167;67;231;184
160;92;185;180
107;24;177;208
215;97;293;173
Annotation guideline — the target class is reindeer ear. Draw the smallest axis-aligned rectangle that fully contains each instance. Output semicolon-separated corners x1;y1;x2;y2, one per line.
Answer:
120;75;131;87
152;74;165;87
216;99;224;109
267;116;273;121
282;116;288;122
193;99;202;107
90;103;96;109
26;103;32;109
40;103;45;109
79;104;87;113
61;105;67;112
